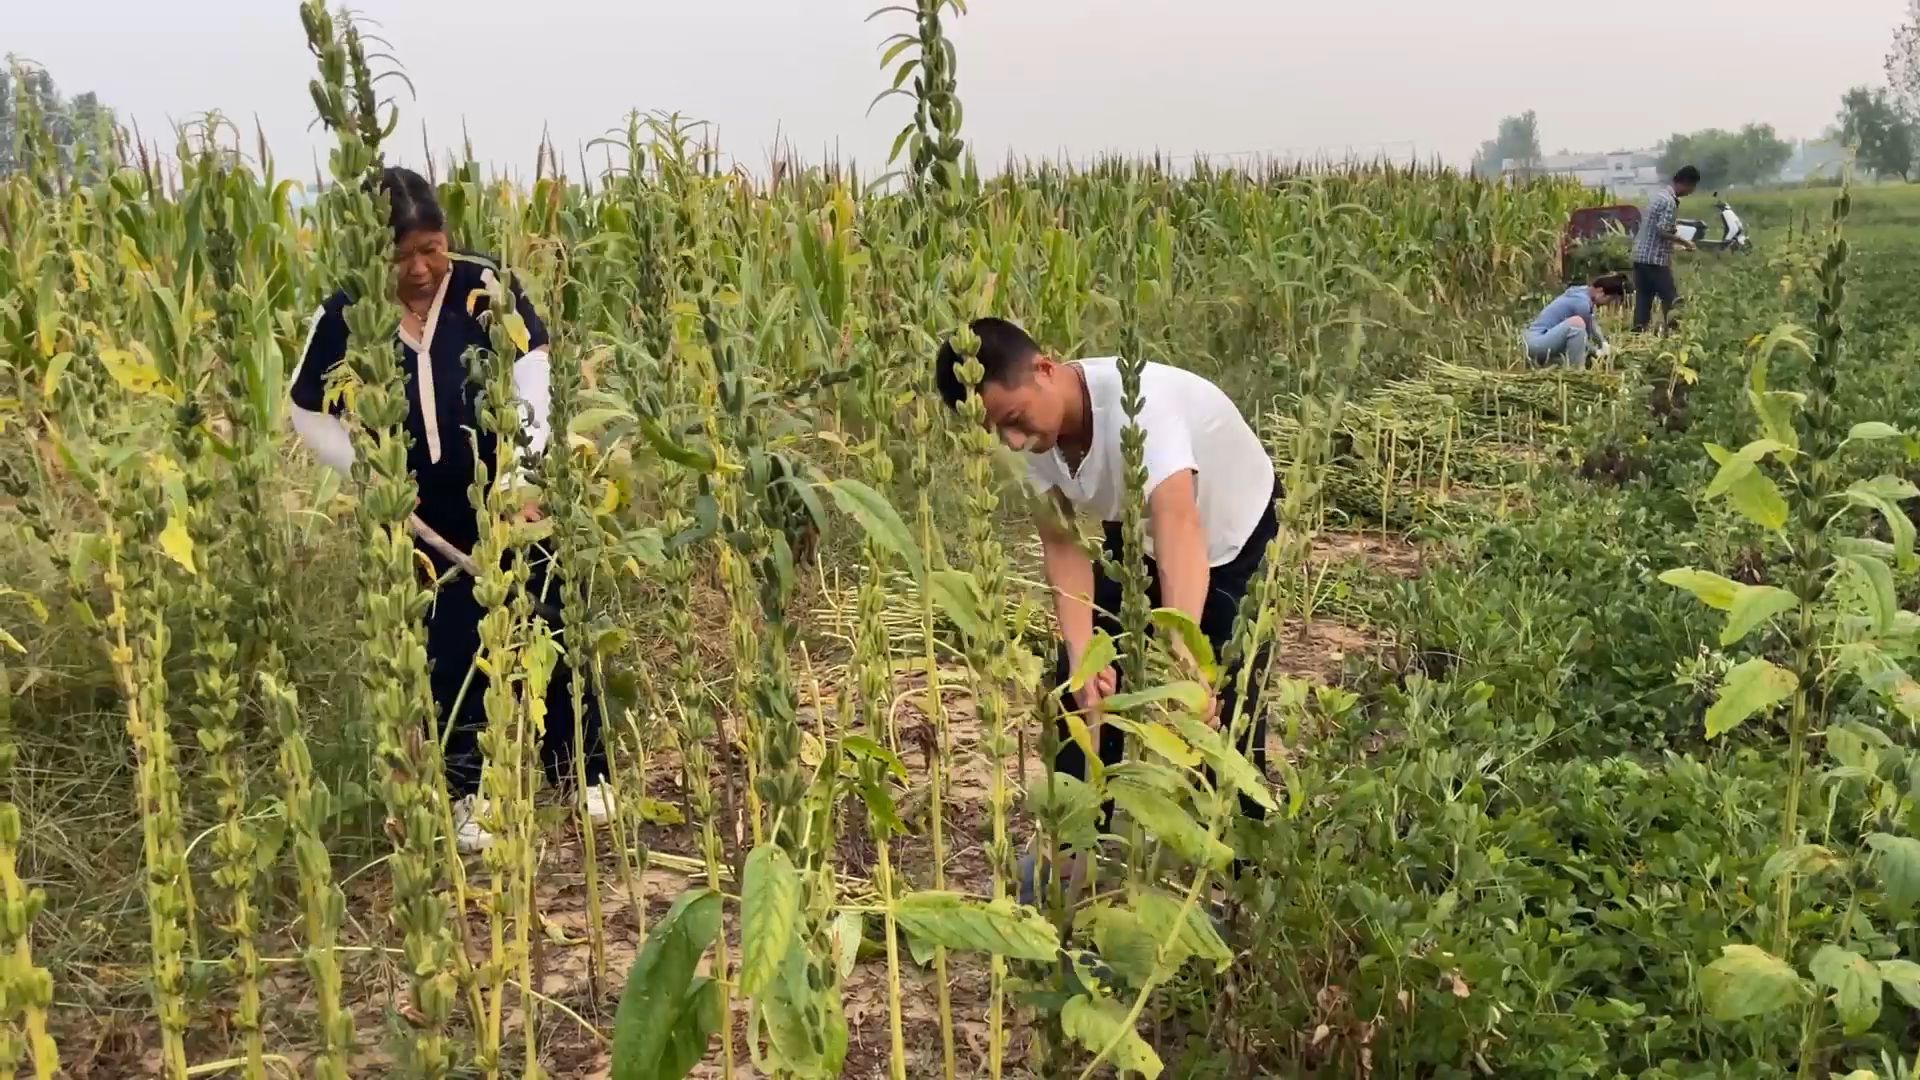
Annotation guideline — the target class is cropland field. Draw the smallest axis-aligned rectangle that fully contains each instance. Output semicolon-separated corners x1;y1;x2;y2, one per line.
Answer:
7;7;1920;1080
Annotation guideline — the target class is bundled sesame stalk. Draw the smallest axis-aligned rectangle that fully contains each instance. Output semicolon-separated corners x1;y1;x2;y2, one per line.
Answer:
260;662;353;1079
0;658;56;1080
300;5;461;1073
468;262;546;1079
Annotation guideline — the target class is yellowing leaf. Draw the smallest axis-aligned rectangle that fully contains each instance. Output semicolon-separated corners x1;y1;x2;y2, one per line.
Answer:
1657;568;1740;611
503;311;532;354
100;344;173;399
1061;994;1163;1079
1811;945;1882;1036
1102;681;1209;714
1108;777;1233;871
42;352;74;400
1133;721;1203;769
1722;584;1799;646
1069;631;1119;694
1880;959;1920;1009
158;518;197;575
738;845;801;997
1705;658;1796;739
1867;833;1920;914
1701;944;1806;1021
1725;468;1789;531
892;891;1059;962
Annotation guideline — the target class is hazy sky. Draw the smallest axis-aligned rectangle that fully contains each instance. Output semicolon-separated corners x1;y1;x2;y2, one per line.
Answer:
7;1;1905;179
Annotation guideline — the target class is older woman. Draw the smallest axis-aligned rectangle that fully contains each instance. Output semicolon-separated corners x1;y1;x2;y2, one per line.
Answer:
289;166;607;853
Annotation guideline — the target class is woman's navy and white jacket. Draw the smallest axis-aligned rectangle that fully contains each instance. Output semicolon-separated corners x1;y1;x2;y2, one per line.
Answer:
288;251;552;557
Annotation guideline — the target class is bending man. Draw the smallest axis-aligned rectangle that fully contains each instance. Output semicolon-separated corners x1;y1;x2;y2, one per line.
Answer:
935;319;1279;887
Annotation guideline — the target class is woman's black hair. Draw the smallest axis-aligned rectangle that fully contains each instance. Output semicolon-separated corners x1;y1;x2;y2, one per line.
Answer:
1590;272;1629;298
379;166;445;243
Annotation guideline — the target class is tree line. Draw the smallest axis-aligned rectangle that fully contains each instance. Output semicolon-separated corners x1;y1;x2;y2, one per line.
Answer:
1471;4;1920;189
0;59;117;180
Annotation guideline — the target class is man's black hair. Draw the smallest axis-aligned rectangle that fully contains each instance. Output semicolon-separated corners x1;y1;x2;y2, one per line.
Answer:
935;317;1041;409
1673;165;1701;186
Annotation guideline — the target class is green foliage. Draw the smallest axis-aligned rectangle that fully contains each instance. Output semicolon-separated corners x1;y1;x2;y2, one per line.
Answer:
1837;86;1916;182
1659;123;1794;188
1471;110;1541;179
0;62;116;183
611;890;726;1080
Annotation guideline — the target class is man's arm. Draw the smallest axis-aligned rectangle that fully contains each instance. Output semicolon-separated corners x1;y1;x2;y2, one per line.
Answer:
1038;491;1111;709
1040;491;1095;658
1147;469;1210;651
1653;195;1695;248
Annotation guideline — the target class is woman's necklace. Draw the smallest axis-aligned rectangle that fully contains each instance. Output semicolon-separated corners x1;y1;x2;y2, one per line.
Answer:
400;295;432;339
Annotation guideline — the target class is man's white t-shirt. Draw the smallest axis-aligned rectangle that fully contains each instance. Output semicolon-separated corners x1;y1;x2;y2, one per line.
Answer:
1027;358;1275;567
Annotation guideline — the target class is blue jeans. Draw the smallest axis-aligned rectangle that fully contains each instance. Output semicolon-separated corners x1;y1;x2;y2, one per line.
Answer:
1525;321;1589;369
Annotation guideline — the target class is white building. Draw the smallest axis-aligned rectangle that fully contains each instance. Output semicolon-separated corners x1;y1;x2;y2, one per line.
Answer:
1502;150;1664;198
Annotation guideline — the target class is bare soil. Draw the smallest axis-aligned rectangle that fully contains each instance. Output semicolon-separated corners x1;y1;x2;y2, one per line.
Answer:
54;574;1400;1077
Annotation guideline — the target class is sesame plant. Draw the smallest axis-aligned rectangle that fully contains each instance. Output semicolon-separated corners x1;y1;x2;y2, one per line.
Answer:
0;3;1663;1076
300;4;463;1074
1663;185;1920;1073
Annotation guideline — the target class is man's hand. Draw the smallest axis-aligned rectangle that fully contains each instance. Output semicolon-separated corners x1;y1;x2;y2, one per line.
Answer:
516;501;544;523
1073;666;1117;714
1678;238;1697;251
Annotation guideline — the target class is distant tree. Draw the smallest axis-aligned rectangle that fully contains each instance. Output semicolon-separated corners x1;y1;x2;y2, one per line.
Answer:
1887;0;1920;119
1658;124;1793;188
0;59;116;180
1837;86;1915;181
1472;110;1543;179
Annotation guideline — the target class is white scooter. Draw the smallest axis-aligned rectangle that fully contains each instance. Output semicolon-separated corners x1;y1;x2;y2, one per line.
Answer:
1676;193;1752;253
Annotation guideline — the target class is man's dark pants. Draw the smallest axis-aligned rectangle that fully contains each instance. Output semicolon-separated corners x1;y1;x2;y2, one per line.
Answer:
1632;261;1680;333
1049;493;1279;823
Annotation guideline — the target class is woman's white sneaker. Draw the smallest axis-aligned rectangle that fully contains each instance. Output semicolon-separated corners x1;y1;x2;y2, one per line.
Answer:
583;784;613;825
452;794;496;854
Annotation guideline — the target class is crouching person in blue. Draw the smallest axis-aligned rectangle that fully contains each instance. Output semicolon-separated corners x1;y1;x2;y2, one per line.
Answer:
1524;273;1626;370
288;166;609;853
